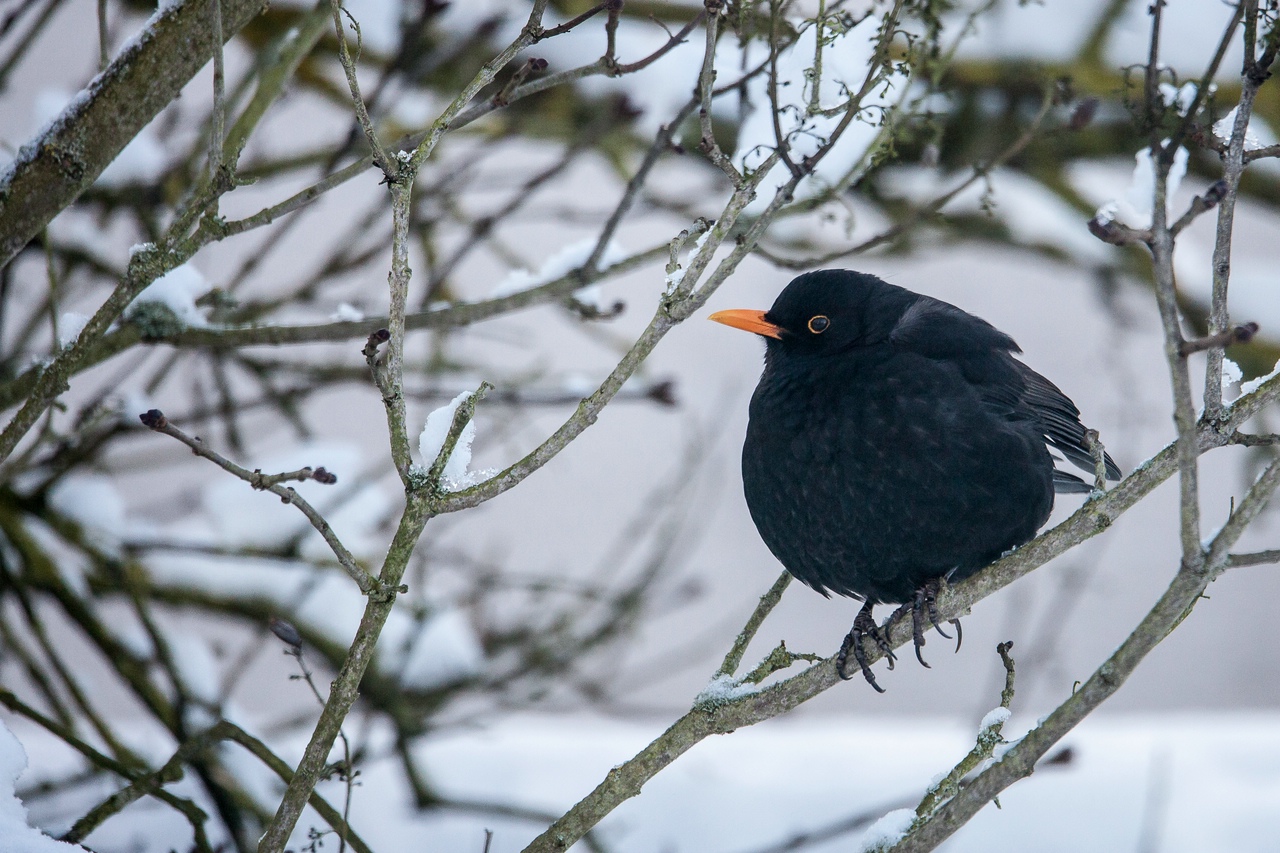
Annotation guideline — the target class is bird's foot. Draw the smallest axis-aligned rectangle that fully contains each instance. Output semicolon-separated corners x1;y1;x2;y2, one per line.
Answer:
906;594;931;668
893;579;963;668
836;601;896;692
918;578;963;653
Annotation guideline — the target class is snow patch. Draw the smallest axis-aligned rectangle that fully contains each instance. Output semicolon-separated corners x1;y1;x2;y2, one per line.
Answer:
695;673;761;706
856;808;916;852
47;474;126;540
663;266;685;294
119;389;156;425
1213;106;1267;150
57;313;89;349
12;712;1280;850
574;284;606;311
293;572;369;646
561;373;595;396
418;392;485;489
330;302;364;322
1092;142;1189;230
157;624;222;730
0;720;86;851
979;706;1011;732
109;615;156;660
388;608;486;690
48;211;122;266
1159;82;1198;115
98;124;168;188
128;264;211;329
1241;358;1280;396
1222;357;1243;400
491;238;627;298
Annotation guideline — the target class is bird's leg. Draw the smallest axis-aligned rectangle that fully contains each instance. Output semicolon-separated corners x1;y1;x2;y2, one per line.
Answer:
836;600;895;692
900;579;963;667
918;578;963;653
908;587;930;668
885;584;936;668
921;579;951;640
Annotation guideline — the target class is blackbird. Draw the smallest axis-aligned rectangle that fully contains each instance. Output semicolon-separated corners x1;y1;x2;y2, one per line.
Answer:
710;270;1119;691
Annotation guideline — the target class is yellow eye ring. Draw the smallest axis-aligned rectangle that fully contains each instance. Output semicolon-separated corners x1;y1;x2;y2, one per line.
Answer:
808;315;830;334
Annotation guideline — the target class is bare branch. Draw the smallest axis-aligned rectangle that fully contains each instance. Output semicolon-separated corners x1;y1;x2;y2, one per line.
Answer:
1228;549;1280;568
1179;321;1258;356
138;408;375;594
0;0;268;267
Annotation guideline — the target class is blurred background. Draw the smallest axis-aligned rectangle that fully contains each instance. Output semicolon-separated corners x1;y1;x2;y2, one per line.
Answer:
1;0;1278;850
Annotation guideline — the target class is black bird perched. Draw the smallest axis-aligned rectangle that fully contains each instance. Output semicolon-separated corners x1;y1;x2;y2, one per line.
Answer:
710;270;1119;691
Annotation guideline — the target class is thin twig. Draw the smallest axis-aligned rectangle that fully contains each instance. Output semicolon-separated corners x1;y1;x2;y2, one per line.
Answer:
1227;549;1280;568
96;0;108;69
138;409;374;594
1179;322;1258;356
717;572;792;677
209;0;226;182
1203;0;1268;422
908;642;1016;824
329;0;396;176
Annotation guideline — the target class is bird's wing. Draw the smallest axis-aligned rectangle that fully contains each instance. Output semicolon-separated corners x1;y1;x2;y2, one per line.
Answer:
1013;360;1121;481
1053;469;1093;493
887;295;1021;357
888;295;1121;481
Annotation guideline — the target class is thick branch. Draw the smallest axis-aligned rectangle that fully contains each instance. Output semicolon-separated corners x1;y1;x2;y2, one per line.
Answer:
892;454;1280;851
0;0;268;267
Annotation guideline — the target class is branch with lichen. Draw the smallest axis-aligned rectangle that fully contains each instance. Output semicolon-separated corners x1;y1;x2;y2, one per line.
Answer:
909;643;1016;824
886;451;1280;852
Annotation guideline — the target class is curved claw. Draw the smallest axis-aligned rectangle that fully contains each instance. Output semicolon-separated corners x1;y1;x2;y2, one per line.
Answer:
914;642;931;668
910;586;931;668
836;601;892;692
837;628;885;692
921;579;950;637
951;619;963;653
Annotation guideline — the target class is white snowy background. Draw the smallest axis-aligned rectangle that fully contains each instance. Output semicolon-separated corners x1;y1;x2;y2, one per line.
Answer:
0;0;1278;850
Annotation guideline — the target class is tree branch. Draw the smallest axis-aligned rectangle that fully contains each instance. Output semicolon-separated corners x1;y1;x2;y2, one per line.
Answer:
0;0;268;267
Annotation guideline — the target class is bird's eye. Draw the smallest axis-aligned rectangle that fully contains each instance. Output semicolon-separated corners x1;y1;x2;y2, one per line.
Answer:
807;315;830;334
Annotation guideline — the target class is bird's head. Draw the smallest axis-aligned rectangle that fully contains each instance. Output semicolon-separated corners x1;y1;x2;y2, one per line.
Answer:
709;270;915;358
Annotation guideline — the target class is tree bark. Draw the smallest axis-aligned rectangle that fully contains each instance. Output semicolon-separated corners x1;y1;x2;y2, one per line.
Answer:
0;0;267;269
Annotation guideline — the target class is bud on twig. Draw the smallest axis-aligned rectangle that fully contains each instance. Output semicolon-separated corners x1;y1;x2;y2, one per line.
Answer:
1068;97;1099;131
1201;179;1228;207
1087;216;1149;246
1179;322;1260;357
269;616;303;649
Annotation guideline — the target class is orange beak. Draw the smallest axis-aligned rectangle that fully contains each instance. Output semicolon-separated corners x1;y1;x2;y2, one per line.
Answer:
708;309;783;340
